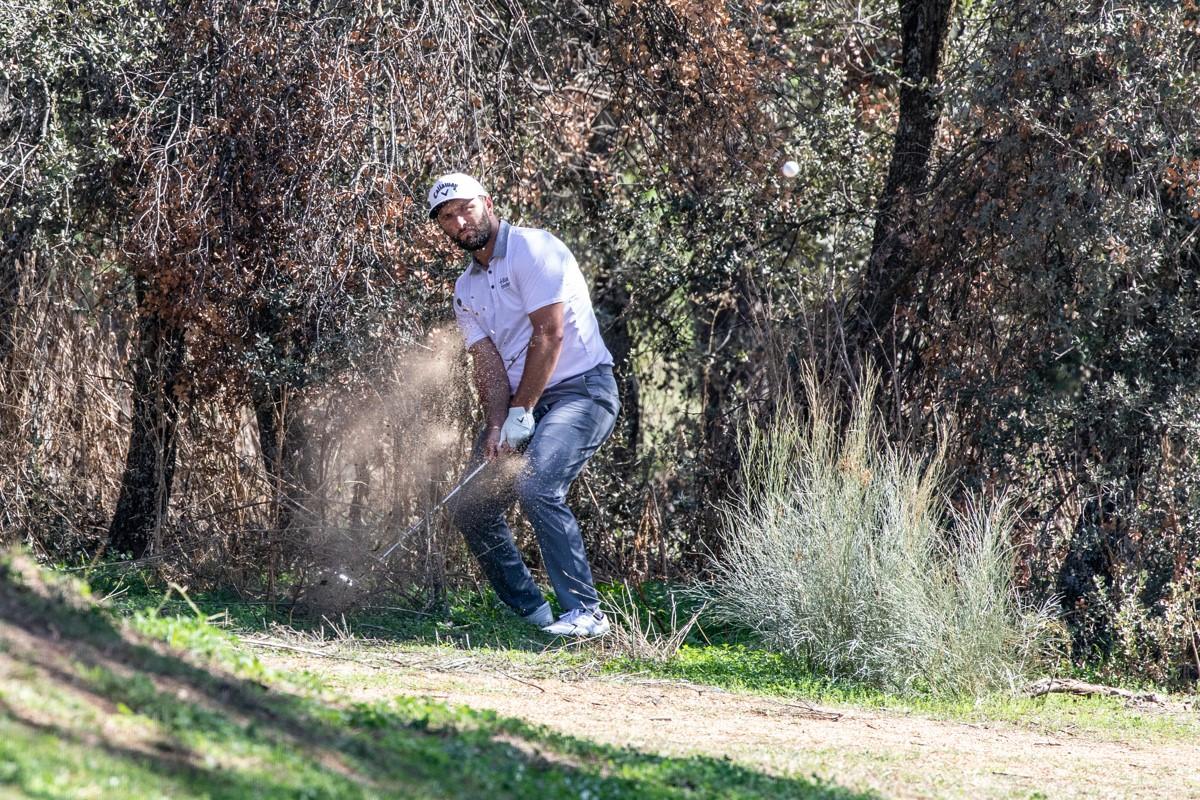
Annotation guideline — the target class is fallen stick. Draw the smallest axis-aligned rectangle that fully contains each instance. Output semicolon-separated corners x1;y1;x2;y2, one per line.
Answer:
493;667;547;693
781;701;843;721
242;638;336;658
1026;677;1166;705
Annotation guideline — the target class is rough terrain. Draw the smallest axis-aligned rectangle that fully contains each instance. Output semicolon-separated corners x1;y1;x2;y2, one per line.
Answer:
255;645;1200;800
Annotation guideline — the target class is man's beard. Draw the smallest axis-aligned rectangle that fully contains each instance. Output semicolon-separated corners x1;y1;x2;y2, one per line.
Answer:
454;218;492;252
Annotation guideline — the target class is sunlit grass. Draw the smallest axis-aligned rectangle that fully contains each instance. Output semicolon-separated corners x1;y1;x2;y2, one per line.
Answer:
2;549;873;799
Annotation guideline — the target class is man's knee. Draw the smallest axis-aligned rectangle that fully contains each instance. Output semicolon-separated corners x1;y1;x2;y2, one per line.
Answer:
514;468;565;510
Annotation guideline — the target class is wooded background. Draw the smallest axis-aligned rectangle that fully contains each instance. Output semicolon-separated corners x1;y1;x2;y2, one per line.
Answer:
2;0;1198;685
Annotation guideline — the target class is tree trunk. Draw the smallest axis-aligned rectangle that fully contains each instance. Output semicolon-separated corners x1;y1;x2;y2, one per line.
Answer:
851;0;956;378
107;306;185;558
592;275;640;459
693;270;759;560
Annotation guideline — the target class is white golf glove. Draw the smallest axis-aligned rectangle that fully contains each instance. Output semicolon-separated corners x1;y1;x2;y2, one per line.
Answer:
498;406;535;451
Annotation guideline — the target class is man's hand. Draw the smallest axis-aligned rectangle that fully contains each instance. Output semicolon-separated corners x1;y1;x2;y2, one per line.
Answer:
481;425;502;461
499;406;535;453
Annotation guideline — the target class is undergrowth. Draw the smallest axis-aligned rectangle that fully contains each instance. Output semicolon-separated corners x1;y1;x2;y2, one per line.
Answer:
704;368;1063;697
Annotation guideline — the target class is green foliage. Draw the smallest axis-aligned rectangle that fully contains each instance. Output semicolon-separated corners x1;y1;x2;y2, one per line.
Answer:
1;550;875;800
1077;565;1200;687
899;0;1200;686
0;0;160;233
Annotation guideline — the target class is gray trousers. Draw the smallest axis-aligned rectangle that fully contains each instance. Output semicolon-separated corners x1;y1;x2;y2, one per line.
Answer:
449;364;619;615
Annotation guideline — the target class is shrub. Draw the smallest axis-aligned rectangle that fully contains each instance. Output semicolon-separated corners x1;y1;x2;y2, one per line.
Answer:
705;369;1059;696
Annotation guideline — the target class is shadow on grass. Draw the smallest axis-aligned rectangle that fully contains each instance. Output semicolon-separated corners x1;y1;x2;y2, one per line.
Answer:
91;565;565;653
2;556;877;799
93;571;749;656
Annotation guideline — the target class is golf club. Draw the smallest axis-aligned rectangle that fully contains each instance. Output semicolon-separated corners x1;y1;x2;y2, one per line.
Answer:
315;458;493;602
376;459;489;562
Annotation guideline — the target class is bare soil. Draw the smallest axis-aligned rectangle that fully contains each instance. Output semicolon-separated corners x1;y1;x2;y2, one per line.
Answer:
256;646;1200;800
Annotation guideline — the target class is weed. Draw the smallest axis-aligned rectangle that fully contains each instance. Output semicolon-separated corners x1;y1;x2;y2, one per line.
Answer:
704;368;1062;696
599;582;707;662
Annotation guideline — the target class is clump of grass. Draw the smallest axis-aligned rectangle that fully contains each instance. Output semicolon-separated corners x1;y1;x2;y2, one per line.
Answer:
599;582;706;662
705;368;1059;697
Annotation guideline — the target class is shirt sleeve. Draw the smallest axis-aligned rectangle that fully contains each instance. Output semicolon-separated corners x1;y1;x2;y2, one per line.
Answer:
513;232;573;314
453;293;489;349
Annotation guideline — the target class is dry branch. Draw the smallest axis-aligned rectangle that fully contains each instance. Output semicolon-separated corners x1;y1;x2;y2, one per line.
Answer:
1025;678;1167;706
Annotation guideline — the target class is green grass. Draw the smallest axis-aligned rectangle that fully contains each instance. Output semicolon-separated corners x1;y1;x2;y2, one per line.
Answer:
2;681;869;800
604;643;872;699
45;560;1200;746
605;643;1198;742
1;553;874;800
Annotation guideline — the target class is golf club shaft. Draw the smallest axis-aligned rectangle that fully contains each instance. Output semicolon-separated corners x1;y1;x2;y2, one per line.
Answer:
377;459;489;562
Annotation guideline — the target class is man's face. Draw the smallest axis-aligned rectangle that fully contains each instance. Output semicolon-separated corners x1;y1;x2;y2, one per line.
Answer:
436;196;493;252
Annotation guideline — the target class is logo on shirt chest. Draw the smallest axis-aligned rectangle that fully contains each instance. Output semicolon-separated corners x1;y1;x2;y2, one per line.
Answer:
498;276;511;290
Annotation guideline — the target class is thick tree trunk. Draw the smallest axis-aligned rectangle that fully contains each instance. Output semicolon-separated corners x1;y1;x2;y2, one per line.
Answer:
851;0;955;377
108;307;185;558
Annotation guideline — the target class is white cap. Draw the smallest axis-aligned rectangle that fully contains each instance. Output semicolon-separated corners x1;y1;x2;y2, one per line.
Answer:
427;172;487;219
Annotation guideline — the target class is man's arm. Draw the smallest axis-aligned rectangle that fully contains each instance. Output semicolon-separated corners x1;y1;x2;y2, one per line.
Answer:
468;338;512;460
510;302;565;411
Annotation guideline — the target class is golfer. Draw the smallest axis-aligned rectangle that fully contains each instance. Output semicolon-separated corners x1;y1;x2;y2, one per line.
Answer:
428;172;618;637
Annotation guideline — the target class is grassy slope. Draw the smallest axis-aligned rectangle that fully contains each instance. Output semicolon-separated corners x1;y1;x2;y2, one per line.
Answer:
5;560;1196;799
100;572;1199;743
0;556;869;800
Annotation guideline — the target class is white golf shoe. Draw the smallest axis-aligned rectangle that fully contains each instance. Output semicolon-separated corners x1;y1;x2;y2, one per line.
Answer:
541;607;611;637
521;602;554;627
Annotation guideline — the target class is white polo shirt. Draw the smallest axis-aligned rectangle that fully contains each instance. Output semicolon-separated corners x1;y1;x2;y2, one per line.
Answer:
453;220;613;394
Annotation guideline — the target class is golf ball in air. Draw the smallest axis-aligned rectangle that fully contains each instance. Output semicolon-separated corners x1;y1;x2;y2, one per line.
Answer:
781;160;800;178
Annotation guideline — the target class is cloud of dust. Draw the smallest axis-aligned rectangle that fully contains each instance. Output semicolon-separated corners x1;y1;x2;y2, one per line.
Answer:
300;322;489;614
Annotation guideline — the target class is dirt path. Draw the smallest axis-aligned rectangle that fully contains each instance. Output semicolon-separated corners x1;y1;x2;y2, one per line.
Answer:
256;648;1200;800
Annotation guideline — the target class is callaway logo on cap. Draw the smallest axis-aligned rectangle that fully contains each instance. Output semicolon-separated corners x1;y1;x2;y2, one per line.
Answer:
427;172;487;218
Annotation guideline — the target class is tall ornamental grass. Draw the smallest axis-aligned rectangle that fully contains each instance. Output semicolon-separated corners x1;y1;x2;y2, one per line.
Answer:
707;370;1059;696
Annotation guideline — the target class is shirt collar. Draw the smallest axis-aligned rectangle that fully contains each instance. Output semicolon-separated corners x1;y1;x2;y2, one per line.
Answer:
471;219;510;272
